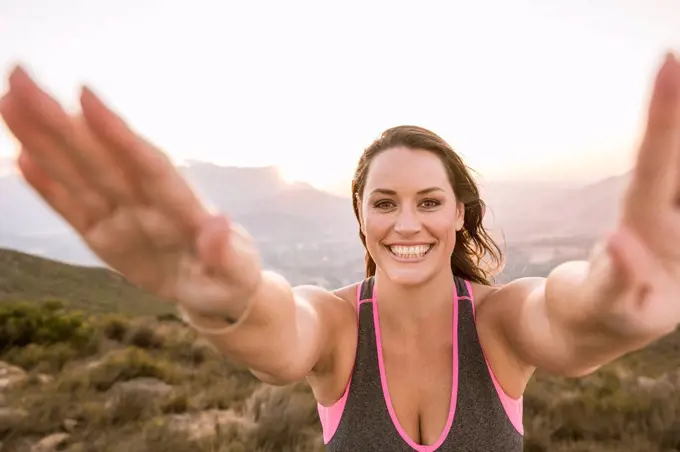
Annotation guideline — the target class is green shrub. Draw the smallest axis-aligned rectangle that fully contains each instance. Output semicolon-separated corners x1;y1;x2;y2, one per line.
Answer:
86;347;180;391
125;322;163;349
99;314;130;342
0;301;99;353
3;342;80;371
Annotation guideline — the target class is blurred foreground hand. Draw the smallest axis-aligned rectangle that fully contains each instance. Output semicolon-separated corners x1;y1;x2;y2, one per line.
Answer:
0;68;262;320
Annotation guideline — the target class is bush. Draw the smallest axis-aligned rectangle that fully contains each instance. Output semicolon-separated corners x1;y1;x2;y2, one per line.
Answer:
0;302;98;353
100;314;130;342
2;342;80;371
89;347;179;390
125;322;164;349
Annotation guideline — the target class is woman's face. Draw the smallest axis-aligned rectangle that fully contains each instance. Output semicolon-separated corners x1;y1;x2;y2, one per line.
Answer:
359;147;464;286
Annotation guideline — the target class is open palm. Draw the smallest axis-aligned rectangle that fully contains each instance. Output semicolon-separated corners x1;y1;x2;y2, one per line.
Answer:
605;54;680;334
0;68;261;317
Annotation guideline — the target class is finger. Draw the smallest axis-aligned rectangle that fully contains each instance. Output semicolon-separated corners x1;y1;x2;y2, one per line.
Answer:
73;115;141;203
6;66;72;135
630;53;680;206
0;93;111;219
5;67;137;205
0;91;83;193
80;86;172;180
197;216;233;270
603;227;674;324
79;86;210;232
605;226;658;287
16;149;97;234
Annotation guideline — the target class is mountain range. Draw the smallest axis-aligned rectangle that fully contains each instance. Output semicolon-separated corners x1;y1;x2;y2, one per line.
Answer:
0;161;630;272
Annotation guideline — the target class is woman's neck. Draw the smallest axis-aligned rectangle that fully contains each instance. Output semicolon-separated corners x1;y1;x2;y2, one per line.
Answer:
373;268;455;331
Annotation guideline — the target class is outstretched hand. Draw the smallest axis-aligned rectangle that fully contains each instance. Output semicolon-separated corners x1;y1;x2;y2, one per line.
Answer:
0;67;262;318
603;53;680;334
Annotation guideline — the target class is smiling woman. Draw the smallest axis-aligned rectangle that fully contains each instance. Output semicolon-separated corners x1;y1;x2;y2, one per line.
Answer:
351;129;501;287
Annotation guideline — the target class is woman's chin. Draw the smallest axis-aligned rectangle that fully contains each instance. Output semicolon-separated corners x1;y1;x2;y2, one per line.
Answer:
380;264;435;286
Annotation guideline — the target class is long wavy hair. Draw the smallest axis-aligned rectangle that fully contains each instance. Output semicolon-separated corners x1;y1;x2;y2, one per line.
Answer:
351;125;503;285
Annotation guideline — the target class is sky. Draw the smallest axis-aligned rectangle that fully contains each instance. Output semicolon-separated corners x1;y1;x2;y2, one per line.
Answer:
0;0;678;192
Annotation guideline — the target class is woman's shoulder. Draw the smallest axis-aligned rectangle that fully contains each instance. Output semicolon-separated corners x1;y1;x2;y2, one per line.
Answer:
467;280;501;310
296;282;360;406
292;282;359;318
332;281;362;313
469;276;547;310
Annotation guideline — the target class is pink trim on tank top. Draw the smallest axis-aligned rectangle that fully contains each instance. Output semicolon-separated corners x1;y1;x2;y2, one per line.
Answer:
317;279;525;446
464;280;524;435
317;283;367;444
373;284;460;451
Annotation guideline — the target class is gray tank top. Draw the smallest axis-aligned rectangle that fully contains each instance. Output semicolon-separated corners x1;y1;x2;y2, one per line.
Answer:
317;276;524;451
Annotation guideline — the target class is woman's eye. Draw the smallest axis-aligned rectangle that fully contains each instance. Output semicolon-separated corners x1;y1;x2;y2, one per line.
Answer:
374;200;395;210
420;199;440;209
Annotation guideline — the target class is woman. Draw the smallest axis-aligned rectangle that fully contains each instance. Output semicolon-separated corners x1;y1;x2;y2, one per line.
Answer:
1;53;680;451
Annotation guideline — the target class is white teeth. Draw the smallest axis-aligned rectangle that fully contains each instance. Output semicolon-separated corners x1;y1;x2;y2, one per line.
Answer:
389;245;431;258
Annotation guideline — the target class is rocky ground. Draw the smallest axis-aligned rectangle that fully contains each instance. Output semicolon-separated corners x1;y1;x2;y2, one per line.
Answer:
0;302;325;452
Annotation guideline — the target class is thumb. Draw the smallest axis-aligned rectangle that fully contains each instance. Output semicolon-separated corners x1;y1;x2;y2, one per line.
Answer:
605;225;656;288
196;215;231;270
196;215;261;283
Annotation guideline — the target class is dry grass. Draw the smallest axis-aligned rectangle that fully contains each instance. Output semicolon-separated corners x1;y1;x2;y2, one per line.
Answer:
0;301;324;451
1;302;679;451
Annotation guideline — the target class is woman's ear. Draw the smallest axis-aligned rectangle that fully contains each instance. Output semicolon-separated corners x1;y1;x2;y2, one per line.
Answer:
356;194;366;235
455;201;465;231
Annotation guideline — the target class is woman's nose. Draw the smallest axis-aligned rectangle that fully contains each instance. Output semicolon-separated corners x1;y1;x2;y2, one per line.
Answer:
394;207;422;235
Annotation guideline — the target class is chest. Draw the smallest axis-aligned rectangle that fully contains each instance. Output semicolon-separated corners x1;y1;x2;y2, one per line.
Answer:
380;333;454;446
323;294;524;452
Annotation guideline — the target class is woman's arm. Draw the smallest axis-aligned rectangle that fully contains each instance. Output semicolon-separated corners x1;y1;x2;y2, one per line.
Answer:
0;66;355;389
482;249;673;378
182;274;355;385
484;53;680;378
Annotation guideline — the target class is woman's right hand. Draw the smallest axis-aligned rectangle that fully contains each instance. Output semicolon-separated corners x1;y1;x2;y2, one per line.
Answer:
0;66;262;320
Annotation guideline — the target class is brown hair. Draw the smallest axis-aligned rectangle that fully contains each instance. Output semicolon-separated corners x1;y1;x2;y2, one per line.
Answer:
351;125;503;285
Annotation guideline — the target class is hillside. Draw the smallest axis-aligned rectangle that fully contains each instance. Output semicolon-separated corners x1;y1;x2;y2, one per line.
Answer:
2;250;680;451
0;248;173;317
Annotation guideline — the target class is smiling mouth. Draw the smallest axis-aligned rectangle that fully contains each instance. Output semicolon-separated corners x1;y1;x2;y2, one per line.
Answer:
386;244;434;259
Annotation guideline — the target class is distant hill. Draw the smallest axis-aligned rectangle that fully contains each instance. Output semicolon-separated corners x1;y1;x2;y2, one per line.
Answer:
479;173;631;243
0;162;360;268
0;161;632;283
530;172;631;240
0;248;173;316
